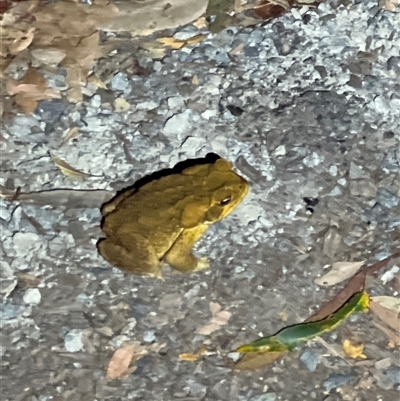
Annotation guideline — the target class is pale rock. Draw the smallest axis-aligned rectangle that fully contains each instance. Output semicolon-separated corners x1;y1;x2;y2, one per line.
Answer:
23;288;41;305
65;329;84;353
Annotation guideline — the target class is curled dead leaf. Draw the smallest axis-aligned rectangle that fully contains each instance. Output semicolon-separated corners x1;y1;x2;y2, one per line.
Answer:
9;27;35;54
51;153;92;180
106;344;146;379
370;296;400;334
196;302;231;335
315;260;366;286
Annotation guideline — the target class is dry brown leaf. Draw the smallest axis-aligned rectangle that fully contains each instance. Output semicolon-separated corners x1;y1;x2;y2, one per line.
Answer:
315;260;366;286
196;302;231;335
6;67;61;115
65;67;82;103
342;339;367;359
22;67;46;90
379;0;399;11
306;253;400;323
373;320;400;346
106;341;166;379
14;93;38;115
370;296;400;333
106;344;146;379
51;153;92;180
8;26;35;54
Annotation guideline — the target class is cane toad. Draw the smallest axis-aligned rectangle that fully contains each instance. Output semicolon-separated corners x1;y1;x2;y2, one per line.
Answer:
98;157;249;279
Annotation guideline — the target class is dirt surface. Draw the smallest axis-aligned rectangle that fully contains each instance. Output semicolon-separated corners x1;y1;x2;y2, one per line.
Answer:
1;0;400;400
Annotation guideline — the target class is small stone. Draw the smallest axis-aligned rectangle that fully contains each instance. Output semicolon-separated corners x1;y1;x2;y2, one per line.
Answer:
65;329;84;352
42;71;68;91
227;352;241;362
349;162;363;178
328;165;338;176
23;288;41;305
323;373;357;392
347;74;362;89
184;284;200;298
349;180;377;197
244;46;259;58
380;265;399;284
174;28;200;41
89;94;101;108
201;109;217;120
164;110;192;139
376;187;399;209
12;232;42;256
180;136;205;156
384;367;400;384
303;152;323;167
273;29;301;56
167;96;185;109
143;330;156;343
111;72;130;92
300;349;319;372
274;145;286;157
137;100;158;110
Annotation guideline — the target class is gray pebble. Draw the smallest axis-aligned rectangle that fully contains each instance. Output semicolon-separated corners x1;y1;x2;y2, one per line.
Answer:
323;373;357;392
111;72;130;92
376;187;399;209
300;349;319;372
23;288;41;305
65;329;84;353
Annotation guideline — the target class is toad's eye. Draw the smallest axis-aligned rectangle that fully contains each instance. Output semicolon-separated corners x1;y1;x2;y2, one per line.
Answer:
219;197;232;206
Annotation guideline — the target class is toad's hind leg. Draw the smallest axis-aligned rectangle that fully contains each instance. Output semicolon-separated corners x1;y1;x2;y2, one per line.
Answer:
164;225;209;272
97;234;162;279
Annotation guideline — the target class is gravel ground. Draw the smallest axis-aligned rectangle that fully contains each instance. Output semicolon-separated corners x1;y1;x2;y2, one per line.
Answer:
1;1;400;400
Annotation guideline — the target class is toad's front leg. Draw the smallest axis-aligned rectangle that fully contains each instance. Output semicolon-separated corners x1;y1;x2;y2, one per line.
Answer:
164;224;210;272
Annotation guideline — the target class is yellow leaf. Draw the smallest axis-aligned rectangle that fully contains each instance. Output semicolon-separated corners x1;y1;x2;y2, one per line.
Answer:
179;353;201;362
51;153;92;180
157;37;185;50
179;346;209;361
185;35;206;46
342;339;367;359
157;35;205;50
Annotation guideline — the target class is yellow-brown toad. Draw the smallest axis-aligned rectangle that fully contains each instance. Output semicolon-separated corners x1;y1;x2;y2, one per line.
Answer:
97;157;249;279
